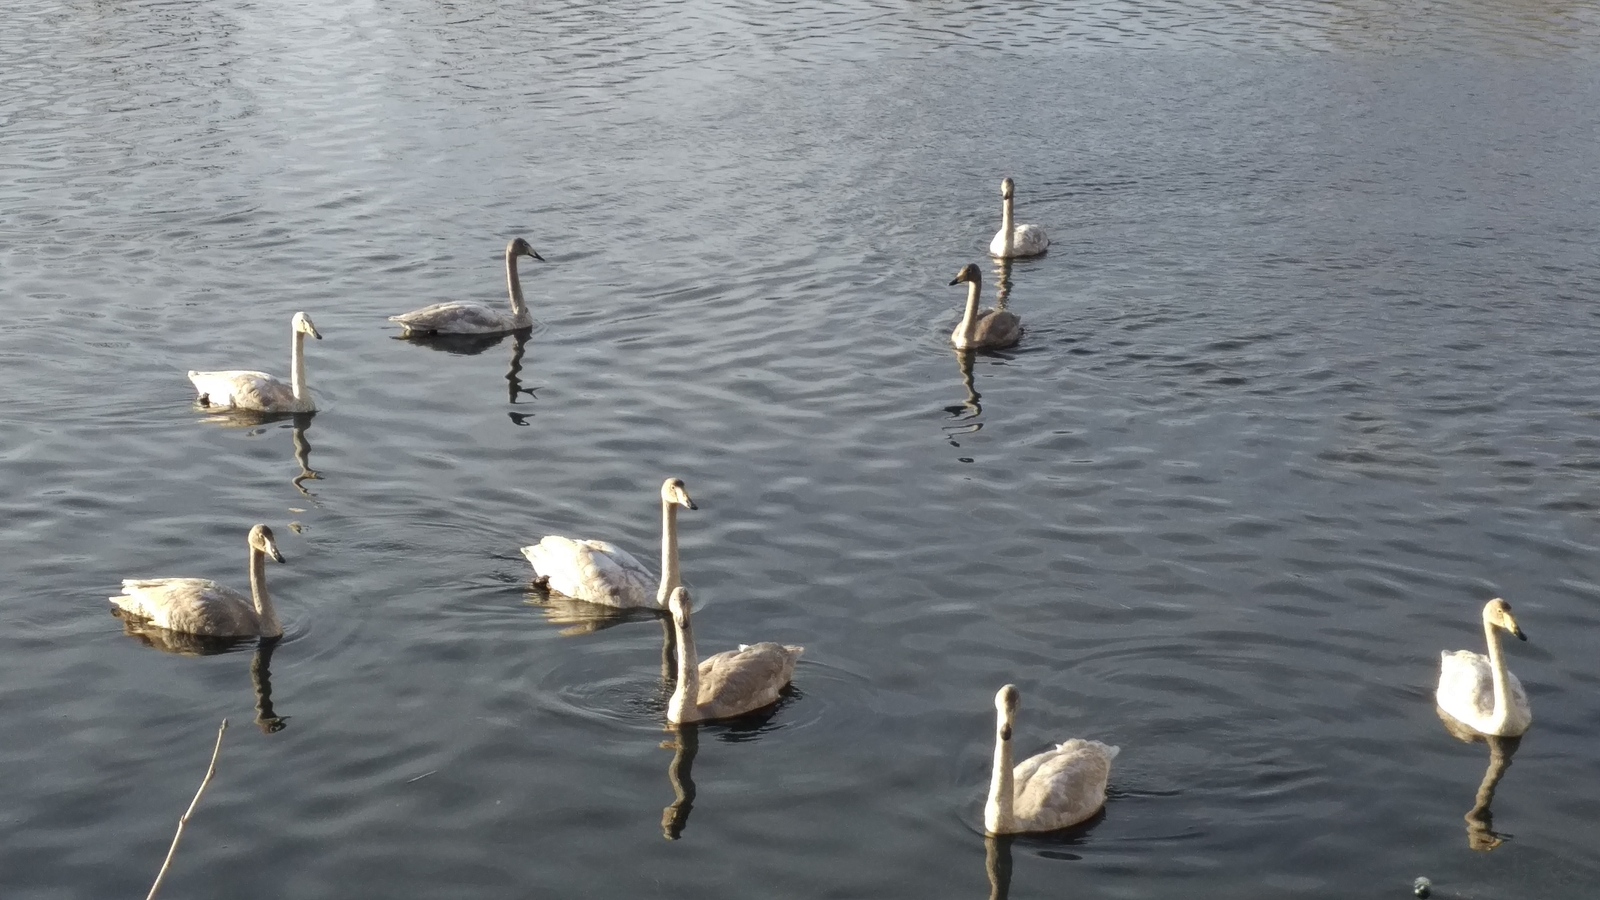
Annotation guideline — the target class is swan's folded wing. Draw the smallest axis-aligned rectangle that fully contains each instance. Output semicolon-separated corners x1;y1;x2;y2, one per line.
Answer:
390;302;511;335
697;642;802;718
1438;650;1496;720
974;309;1022;347
112;577;258;635
523;536;654;606
1013;739;1115;830
188;370;293;411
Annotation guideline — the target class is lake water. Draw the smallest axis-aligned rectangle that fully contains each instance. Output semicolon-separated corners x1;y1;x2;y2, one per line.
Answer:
4;1;1600;897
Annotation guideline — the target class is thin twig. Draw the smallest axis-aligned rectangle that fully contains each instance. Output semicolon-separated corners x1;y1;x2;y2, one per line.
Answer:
145;718;228;900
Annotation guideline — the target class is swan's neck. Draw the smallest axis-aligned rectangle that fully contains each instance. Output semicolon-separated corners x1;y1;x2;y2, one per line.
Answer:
658;502;682;605
289;330;308;402
1483;616;1513;731
506;248;528;319
1000;195;1015;254
984;715;1015;834
667;611;701;723
958;282;983;347
248;547;283;637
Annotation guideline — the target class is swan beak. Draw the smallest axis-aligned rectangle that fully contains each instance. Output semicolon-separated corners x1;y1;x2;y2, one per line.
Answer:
268;547;287;563
684;498;699;511
1512;625;1527;641
528;249;545;262
948;276;961;286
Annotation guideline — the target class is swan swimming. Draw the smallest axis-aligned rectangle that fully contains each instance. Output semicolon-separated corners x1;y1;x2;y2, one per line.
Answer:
390;237;544;335
1436;598;1532;737
949;263;1023;351
109;524;286;638
522;477;697;608
189;312;322;413
983;684;1118;835
988;177;1049;259
665;587;803;724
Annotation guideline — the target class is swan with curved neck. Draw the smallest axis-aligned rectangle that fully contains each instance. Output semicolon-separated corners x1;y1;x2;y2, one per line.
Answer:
189;312;322;413
988;177;1049;259
949;264;1022;351
983;684;1118;835
1436;598;1532;737
390;238;544;335
665;587;802;724
110;524;287;638
522;478;697;608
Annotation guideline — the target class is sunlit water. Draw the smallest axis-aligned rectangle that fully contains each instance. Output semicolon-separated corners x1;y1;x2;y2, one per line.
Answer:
4;1;1600;897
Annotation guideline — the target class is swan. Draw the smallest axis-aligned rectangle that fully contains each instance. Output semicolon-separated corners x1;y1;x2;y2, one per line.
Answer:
983;684;1118;835
189;312;322;413
988;177;1049;259
522;477;697;608
109;524;286;638
665;587;802;724
390;237;544;335
1436;598;1532;737
949;264;1023;351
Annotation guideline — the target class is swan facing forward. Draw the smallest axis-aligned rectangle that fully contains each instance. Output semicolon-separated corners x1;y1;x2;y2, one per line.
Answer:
989;177;1049;259
110;524;286;638
665;587;802;724
1437;598;1532;737
949;264;1022;351
189;312;322;413
522;477;697;609
984;684;1118;835
390;238;544;336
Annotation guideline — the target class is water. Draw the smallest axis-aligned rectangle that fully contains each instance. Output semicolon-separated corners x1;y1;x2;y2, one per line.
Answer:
4;1;1600;897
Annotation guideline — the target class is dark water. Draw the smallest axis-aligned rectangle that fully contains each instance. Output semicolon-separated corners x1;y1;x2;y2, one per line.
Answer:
4;1;1600;897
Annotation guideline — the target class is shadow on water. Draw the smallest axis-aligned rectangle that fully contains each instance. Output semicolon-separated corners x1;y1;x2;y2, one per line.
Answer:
1437;706;1523;852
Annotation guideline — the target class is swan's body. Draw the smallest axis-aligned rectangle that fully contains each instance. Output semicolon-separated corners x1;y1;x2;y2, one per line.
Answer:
984;684;1117;835
1436;598;1532;737
189;312;322;413
522;478;697;608
949;263;1023;351
666;587;802;724
988;177;1049;259
109;525;286;638
390;238;543;335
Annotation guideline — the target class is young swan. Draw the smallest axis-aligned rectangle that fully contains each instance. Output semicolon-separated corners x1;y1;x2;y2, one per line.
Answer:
390;237;544;335
988;177;1049;259
1436;598;1533;737
110;524;287;638
665;587;803;725
984;684;1118;835
189;311;322;413
522;478;697;608
949;264;1023;351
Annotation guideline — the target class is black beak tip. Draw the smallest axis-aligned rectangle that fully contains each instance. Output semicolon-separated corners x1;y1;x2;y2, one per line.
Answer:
948;277;959;286
273;552;287;563
686;500;699;510
1516;629;1528;641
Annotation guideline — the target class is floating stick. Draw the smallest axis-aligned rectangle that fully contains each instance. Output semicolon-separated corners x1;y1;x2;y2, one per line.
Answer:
145;718;228;900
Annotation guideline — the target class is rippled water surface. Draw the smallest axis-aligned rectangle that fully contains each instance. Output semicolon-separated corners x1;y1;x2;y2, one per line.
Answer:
5;1;1600;897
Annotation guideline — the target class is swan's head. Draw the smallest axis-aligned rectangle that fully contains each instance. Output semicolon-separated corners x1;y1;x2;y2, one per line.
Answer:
1000;177;1016;200
1484;598;1527;641
508;237;545;263
661;477;698;511
248;524;286;563
292;312;322;341
995;684;1019;739
949;263;983;288
667;586;693;624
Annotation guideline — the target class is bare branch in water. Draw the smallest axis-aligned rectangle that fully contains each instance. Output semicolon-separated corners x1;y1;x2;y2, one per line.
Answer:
145;718;228;900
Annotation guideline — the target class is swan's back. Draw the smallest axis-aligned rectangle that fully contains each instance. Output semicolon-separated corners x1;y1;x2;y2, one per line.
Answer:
1437;650;1530;726
972;309;1023;350
989;224;1050;258
696;642;803;720
110;577;263;637
188;369;300;412
390;302;527;336
1012;739;1118;832
521;535;655;607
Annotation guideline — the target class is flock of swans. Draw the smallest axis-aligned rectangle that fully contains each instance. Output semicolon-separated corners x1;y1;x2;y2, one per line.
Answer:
109;177;1534;842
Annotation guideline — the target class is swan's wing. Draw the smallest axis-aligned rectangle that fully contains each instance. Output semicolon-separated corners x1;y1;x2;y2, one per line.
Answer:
1012;739;1116;831
696;642;803;720
973;309;1023;349
988;224;1050;258
390;302;518;335
111;578;260;637
187;370;297;412
521;536;655;607
1437;650;1496;721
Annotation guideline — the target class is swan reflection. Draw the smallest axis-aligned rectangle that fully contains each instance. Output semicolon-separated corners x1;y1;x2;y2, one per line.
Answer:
523;583;666;639
659;723;699;840
392;328;539;424
107;623;290;735
1437;706;1521;851
250;637;290;734
196;411;321;495
943;349;983;447
985;834;1013;900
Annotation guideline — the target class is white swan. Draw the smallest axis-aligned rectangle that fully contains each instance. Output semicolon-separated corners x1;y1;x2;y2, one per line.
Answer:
109;524;286;638
390;238;544;335
189;312;322;413
1437;598;1533;737
522;477;697;608
949;264;1022;351
984;684;1118;835
665;587;803;724
988;177;1049;259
